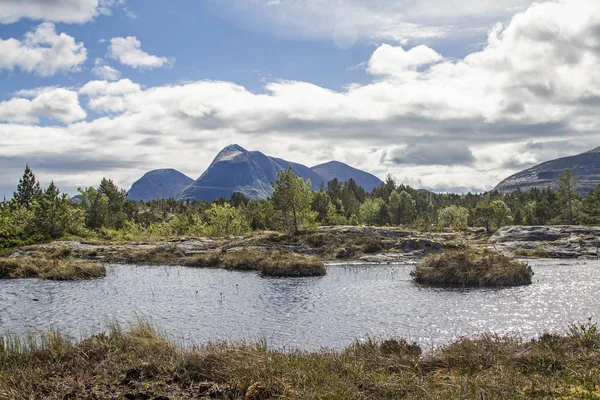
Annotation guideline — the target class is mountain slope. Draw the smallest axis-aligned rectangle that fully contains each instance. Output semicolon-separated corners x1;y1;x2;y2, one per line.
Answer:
127;169;194;202
312;161;382;192
494;147;600;195
177;144;383;201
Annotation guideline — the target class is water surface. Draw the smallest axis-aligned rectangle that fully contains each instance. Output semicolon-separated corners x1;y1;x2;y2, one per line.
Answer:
1;260;598;350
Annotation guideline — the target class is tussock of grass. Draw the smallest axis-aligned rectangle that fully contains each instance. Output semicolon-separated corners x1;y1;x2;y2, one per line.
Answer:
1;321;599;399
514;246;551;258
411;249;533;287
0;257;105;280
185;248;326;277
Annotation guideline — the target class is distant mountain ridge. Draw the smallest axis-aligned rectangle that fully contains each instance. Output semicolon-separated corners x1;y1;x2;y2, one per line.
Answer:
127;169;194;202
494;146;600;195
177;144;382;202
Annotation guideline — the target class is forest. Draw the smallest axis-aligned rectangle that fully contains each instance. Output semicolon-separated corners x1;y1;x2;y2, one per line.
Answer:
1;165;599;253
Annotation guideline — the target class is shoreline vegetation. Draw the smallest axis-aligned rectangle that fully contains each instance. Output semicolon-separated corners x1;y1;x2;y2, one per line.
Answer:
1;321;599;399
411;249;534;287
0;257;105;281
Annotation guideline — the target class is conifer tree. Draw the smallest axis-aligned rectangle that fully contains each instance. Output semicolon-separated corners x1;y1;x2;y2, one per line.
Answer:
13;165;42;207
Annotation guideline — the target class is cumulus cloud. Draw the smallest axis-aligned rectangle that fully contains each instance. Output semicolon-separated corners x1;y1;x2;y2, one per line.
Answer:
107;36;173;69
91;58;121;80
0;87;86;124
1;0;600;195
0;0;127;24
0;22;87;76
79;79;141;113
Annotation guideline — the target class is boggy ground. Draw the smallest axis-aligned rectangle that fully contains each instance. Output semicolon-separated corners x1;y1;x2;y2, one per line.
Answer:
1;321;600;399
8;226;458;273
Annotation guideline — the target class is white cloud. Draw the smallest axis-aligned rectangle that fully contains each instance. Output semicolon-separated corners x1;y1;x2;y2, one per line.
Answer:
91;58;121;80
107;36;173;69
1;0;600;195
216;0;537;44
0;22;87;76
0;87;86;124
368;44;443;77
0;0;125;24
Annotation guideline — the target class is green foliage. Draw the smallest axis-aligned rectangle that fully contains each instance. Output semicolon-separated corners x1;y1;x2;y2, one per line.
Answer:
358;197;385;225
437;205;469;230
582;185;600;224
388;190;416;225
557;169;580;224
272;168;317;233
30;182;73;239
204;203;251;237
13;165;42;208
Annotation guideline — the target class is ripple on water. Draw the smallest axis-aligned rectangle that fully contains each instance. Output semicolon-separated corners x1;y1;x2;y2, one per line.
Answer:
0;259;598;350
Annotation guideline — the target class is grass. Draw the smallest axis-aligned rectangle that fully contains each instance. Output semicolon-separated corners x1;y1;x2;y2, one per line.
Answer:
0;257;106;280
1;320;599;399
411;248;533;287
185;248;327;277
514;246;551;258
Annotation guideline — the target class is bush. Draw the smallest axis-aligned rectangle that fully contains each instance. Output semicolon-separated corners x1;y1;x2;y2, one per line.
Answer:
411;249;533;287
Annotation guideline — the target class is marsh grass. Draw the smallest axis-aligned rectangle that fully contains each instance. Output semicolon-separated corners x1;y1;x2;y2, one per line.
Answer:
0;257;106;280
1;321;599;399
185;248;326;277
411;249;533;287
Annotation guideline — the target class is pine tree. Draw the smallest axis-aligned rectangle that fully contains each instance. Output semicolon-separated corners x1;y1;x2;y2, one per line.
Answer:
32;181;72;238
13;165;42;207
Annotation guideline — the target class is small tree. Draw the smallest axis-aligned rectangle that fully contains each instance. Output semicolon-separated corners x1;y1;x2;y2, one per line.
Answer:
31;181;72;238
358;197;385;225
490;200;512;230
582;185;600;225
437;205;469;230
204;203;251;237
13;165;42;208
388;190;416;225
271;168;317;234
557;169;579;224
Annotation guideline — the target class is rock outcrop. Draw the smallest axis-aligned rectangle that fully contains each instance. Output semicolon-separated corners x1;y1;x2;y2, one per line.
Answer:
490;225;600;258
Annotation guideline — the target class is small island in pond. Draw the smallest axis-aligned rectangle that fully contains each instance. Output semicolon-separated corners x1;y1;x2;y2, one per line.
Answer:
411;249;533;287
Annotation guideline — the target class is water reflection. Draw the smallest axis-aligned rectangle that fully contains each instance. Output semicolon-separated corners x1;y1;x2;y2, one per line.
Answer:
0;260;598;350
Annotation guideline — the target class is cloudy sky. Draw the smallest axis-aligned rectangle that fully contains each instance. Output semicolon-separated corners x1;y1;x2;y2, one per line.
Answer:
0;0;599;197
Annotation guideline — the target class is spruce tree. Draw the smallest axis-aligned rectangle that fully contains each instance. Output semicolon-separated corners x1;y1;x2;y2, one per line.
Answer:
13;165;42;207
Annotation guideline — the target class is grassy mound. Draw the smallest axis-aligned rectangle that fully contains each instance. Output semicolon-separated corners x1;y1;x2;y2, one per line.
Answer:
0;257;106;280
1;321;599;399
185;248;326;277
411;249;533;287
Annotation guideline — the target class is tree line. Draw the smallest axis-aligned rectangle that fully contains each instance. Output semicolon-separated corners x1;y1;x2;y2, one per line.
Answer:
1;165;599;252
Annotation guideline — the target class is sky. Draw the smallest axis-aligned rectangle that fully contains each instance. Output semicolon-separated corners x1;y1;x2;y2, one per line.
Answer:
0;0;599;198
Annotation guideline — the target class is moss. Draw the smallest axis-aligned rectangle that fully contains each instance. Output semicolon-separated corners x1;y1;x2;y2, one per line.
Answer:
513;246;550;258
411;249;533;287
0;257;106;280
2;321;599;399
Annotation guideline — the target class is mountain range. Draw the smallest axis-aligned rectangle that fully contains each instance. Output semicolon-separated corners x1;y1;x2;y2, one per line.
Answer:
127;144;382;202
494;146;600;195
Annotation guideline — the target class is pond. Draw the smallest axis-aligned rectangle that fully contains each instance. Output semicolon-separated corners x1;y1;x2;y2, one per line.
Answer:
1;259;598;350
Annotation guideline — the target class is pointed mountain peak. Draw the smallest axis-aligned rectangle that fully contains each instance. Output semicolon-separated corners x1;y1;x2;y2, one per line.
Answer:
214;144;249;162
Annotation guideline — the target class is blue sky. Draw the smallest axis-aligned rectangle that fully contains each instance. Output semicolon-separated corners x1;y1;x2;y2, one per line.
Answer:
1;0;599;198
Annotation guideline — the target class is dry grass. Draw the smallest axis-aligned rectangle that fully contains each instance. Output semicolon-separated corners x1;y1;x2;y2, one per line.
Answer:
514;246;551;258
411;249;533;287
185;248;327;277
0;257;106;280
1;321;599;399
